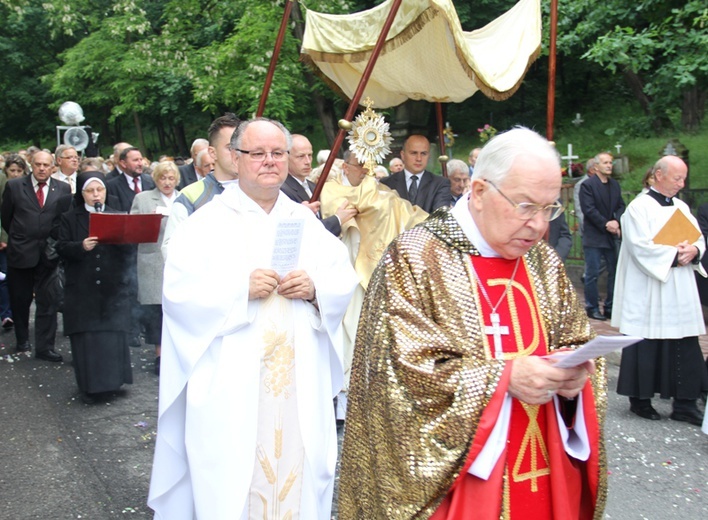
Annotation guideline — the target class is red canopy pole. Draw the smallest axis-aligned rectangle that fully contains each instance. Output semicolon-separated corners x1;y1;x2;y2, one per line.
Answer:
435;102;448;178
256;0;296;117
546;0;558;141
310;0;404;202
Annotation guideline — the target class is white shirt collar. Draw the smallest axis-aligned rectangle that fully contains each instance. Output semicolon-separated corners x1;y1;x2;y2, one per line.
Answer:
32;176;50;188
123;172;140;187
55;171;76;180
404;169;425;183
451;194;500;258
160;191;178;207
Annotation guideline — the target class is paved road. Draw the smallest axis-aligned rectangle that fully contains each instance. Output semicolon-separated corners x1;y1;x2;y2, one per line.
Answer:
1;314;706;519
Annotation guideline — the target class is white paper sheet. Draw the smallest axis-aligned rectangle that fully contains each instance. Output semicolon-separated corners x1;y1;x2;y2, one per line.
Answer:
546;335;642;369
271;219;304;276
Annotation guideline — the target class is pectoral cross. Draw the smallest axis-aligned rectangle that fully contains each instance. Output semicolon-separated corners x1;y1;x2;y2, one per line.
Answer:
484;312;509;358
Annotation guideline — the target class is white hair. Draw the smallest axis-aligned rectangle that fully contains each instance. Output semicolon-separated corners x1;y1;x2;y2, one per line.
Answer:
195;148;211;167
446;159;469;177
316;149;330;165
471;127;560;184
190;138;209;154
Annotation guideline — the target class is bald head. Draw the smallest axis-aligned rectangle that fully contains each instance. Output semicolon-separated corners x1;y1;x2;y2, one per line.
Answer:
653;155;687;199
31;151;54;182
400;135;430;174
288;134;314;182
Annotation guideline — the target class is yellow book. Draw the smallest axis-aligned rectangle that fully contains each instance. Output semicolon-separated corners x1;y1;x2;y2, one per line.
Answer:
652;209;701;246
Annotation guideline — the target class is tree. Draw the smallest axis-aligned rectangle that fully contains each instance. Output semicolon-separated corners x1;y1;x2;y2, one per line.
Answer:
558;0;707;132
0;1;75;145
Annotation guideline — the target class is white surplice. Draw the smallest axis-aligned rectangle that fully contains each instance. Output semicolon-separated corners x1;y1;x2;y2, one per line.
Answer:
148;185;357;519
612;194;706;338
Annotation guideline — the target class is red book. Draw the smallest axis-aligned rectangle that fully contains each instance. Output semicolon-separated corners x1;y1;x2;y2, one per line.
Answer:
89;213;162;244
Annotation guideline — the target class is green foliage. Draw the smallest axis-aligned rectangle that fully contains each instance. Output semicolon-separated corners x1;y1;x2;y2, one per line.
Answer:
195;2;300;121
0;2;66;141
562;0;708;130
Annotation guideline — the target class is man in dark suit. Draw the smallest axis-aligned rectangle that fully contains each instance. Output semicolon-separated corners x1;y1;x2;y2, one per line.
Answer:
1;151;72;361
106;142;133;179
106;147;156;211
177;138;209;190
280;134;356;236
380;134;451;212
579;152;625;320
106;147;155;346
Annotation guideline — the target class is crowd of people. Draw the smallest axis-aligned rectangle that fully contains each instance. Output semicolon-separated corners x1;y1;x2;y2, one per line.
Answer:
0;142;187;403
3;116;707;520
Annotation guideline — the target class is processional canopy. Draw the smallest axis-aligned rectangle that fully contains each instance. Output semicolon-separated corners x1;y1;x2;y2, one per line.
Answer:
301;0;542;108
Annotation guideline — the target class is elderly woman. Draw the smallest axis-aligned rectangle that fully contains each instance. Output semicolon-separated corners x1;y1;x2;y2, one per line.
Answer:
130;161;179;375
56;172;133;404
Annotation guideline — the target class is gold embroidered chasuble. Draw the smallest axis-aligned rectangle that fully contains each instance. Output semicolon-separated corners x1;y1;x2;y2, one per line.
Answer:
338;208;608;519
320;170;428;391
320;172;428;288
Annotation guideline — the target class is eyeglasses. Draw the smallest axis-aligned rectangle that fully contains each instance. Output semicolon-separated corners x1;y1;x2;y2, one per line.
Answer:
83;186;105;195
60;155;79;160
345;162;366;170
485;180;564;221
236;149;288;162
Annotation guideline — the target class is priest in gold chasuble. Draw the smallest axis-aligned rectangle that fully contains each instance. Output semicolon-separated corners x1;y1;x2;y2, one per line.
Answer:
339;128;608;520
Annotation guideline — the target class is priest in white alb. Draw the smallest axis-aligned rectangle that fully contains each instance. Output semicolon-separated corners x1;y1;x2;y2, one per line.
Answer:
339;128;607;520
148;118;357;519
613;155;708;426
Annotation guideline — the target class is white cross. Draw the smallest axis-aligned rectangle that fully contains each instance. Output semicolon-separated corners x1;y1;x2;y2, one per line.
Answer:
615;143;622;155
484;312;509;358
561;143;579;173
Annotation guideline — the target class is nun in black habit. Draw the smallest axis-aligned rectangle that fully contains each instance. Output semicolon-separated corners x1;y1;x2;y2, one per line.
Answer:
56;171;133;404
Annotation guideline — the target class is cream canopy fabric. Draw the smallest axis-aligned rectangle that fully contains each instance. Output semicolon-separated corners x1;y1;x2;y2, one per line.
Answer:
301;0;542;108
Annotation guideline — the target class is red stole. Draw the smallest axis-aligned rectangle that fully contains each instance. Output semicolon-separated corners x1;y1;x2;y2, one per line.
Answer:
431;256;600;520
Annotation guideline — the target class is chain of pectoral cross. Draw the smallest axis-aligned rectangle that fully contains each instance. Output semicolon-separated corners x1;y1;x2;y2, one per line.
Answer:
470;257;521;357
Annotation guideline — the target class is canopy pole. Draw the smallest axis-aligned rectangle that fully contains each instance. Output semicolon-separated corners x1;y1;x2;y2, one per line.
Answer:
310;0;404;203
546;0;558;141
435;102;448;178
256;0;296;117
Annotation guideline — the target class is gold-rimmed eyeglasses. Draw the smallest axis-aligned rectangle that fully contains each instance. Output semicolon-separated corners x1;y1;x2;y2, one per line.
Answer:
485;179;564;221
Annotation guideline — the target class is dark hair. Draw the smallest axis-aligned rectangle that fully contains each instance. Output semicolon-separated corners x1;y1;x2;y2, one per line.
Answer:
207;113;241;146
643;166;656;188
119;147;141;162
3;154;28;175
